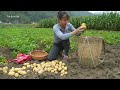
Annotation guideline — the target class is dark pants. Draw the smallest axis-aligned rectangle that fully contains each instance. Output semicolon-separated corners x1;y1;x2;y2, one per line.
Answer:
48;39;70;61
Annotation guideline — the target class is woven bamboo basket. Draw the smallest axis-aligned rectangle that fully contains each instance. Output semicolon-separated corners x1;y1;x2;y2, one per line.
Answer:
30;50;48;60
78;36;105;68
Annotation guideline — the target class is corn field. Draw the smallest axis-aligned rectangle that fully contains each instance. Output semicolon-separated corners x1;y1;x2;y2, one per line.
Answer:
38;12;120;31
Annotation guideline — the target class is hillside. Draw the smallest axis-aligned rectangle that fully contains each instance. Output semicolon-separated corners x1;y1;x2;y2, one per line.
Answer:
0;11;93;24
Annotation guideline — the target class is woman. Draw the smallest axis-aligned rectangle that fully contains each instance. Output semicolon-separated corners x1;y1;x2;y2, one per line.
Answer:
48;11;86;61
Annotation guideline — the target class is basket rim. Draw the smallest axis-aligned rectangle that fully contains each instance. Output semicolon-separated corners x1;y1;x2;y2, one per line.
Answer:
30;50;48;58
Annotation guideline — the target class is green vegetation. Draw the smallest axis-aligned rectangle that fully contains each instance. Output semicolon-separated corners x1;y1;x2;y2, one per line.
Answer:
39;12;120;31
0;26;119;59
0;28;53;58
0;56;7;64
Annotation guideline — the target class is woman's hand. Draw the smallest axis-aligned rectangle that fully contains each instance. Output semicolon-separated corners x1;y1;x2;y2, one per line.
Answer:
71;25;86;35
77;26;86;32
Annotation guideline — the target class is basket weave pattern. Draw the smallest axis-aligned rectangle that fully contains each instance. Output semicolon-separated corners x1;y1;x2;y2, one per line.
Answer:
30;50;48;60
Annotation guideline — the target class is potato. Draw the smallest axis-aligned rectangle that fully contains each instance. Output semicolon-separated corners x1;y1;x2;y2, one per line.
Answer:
41;62;45;65
44;67;48;71
27;70;30;72
23;63;29;66
41;65;45;68
22;66;26;70
37;64;41;67
30;65;34;68
18;70;26;75
51;61;55;63
58;67;62;71
81;23;86;26
48;63;52;66
60;73;64;76
22;71;27;75
33;63;37;67
8;71;15;76
55;66;58;69
33;67;39;72
54;61;58;64
49;67;52;70
59;61;62;64
11;67;14;69
39;66;44;69
51;66;54;69
54;68;57;71
38;67;44;70
51;70;54;73
47;68;51;72
27;65;31;68
54;71;58;74
63;67;67;71
9;69;14;72
58;64;62;67
0;68;2;70
35;68;39;72
18;71;23;74
44;64;48;67
3;67;8;70
38;67;43;70
14;68;22;72
47;64;51;67
56;64;59;66
62;63;65;66
52;63;56;66
61;70;65;74
52;61;56;65
64;72;68;75
3;70;7;73
33;67;36;70
38;70;44;74
62;66;65;69
30;64;33;67
19;71;27;75
15;73;19;77
38;71;42;74
35;73;37;74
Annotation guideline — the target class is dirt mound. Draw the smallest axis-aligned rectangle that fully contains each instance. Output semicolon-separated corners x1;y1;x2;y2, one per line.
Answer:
0;46;12;60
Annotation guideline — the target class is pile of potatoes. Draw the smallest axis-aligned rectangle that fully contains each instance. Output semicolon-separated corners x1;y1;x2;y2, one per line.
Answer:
0;66;28;78
0;60;68;78
31;60;68;76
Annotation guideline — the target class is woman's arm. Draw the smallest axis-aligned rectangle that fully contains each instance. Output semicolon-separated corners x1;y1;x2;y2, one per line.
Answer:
53;26;82;40
53;24;86;40
53;26;73;40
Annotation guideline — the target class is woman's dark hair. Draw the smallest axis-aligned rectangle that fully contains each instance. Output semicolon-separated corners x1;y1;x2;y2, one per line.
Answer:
57;11;70;20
